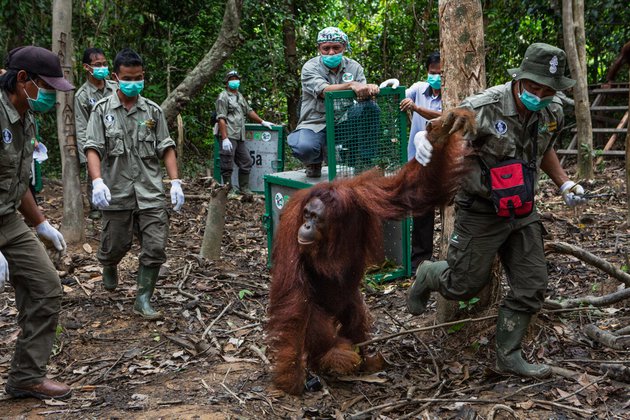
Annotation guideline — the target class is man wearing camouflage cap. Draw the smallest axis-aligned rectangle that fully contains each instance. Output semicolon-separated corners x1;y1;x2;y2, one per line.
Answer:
0;46;73;399
287;26;381;177
406;43;585;379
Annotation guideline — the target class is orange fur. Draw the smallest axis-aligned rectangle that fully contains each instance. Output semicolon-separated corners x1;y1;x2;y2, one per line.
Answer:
267;109;473;395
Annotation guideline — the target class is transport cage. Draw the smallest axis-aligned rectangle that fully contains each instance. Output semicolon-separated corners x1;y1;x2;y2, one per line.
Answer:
263;170;412;282
262;88;412;282
213;124;285;193
324;86;408;179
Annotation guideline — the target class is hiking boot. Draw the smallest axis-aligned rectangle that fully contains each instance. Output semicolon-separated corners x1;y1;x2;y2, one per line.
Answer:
133;265;162;320
495;307;552;379
406;260;447;315
102;265;118;291
305;163;322;178
6;378;72;400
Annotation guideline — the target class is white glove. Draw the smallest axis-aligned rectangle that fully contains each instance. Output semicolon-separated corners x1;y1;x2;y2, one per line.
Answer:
35;220;67;252
414;131;433;166
222;138;233;152
560;181;587;207
379;78;400;89
261;120;274;130
92;178;111;209
0;251;8;291
170;179;185;212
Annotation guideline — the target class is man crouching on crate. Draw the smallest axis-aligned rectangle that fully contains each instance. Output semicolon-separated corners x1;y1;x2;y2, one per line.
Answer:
287;27;381;178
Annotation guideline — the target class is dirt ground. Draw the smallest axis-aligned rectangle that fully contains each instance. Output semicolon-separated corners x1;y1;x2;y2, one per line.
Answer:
0;161;629;420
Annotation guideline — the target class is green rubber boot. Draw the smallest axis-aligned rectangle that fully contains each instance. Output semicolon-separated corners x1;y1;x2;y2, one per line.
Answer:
102;265;118;291
406;260;447;315
133;265;162;320
495;307;551;378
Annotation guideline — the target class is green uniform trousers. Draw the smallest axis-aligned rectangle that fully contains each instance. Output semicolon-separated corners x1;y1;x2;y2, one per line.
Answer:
436;198;548;313
97;207;168;268
0;213;62;387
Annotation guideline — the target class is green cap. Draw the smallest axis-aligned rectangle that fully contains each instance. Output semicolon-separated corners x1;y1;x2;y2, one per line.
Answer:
507;43;576;91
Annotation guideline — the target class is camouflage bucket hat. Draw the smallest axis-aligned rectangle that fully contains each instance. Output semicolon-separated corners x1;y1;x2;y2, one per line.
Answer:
507;43;576;91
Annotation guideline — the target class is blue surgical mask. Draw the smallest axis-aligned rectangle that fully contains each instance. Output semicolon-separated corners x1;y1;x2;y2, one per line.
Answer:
91;66;110;80
427;73;441;90
118;80;144;97
228;80;240;90
24;80;56;113
519;88;552;112
322;53;343;69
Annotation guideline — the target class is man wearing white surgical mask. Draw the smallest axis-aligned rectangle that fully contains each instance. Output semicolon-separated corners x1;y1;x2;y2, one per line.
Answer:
287;26;381;178
75;47;117;219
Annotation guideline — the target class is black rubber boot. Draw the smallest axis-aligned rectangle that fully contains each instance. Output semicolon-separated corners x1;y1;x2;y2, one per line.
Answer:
495;307;552;378
102;265;118;291
133;265;162;320
406;260;447;315
238;172;253;202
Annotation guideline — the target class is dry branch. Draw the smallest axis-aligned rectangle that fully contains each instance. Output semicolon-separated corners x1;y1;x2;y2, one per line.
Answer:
545;241;630;286
584;324;630;350
544;287;630;309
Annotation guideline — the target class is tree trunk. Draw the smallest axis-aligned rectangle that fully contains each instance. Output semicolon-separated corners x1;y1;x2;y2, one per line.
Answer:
282;0;300;132
562;0;593;180
200;187;229;260
176;114;184;170
161;0;243;123
626;68;630;223
52;0;84;243
436;0;490;323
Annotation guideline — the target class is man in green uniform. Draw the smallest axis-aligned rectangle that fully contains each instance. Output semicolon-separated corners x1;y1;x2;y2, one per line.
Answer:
0;46;73;399
84;48;184;320
216;70;273;196
75;47;117;220
406;43;586;378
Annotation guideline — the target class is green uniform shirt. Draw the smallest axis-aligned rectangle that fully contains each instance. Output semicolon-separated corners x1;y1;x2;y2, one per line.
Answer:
215;90;253;141
84;93;176;210
0;90;35;216
74;80;117;163
295;56;367;133
457;82;564;201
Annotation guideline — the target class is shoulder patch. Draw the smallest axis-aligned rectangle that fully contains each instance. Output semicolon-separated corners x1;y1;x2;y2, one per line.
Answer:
2;128;13;144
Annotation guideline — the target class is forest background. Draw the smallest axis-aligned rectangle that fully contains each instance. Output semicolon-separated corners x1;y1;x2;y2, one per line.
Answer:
0;0;628;178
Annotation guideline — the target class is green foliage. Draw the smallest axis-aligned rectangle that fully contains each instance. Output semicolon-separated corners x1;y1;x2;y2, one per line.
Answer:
458;297;480;311
447;322;465;334
238;289;254;299
2;0;629;179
